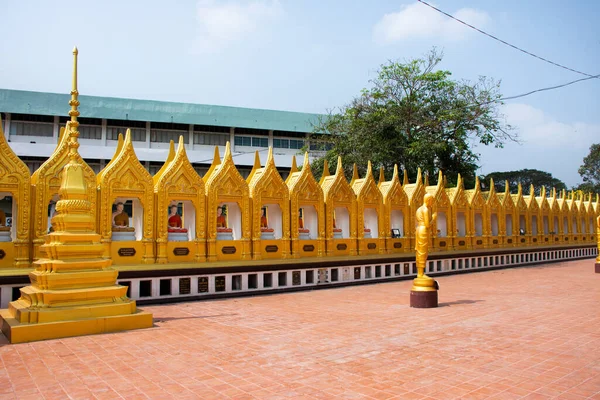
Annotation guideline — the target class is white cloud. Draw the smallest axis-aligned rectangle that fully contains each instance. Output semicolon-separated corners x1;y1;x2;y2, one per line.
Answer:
373;2;490;44
476;103;600;187
503;103;599;149
193;0;283;53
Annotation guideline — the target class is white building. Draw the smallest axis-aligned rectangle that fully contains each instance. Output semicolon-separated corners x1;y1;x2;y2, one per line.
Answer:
0;88;328;178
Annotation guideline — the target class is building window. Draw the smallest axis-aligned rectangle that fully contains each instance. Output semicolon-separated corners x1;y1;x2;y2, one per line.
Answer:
106;119;146;141
273;138;305;149
309;140;333;151
59;117;102;140
193;124;230;146
150;122;188;144
9;114;54;137
235;127;269;136
235;135;268;148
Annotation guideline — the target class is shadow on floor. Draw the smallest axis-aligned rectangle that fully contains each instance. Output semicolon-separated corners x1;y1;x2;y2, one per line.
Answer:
438;299;483;307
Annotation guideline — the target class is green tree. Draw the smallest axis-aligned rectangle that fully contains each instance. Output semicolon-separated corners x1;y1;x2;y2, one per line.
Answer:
309;49;516;187
575;144;600;193
482;169;567;195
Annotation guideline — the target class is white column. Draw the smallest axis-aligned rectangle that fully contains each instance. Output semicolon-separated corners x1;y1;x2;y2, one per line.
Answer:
229;127;235;148
101;118;107;146
268;129;274;147
145;121;151;148
53;116;59;141
188;124;194;149
3;113;10;139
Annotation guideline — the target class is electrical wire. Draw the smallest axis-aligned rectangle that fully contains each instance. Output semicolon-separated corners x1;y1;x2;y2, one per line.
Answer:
417;0;599;79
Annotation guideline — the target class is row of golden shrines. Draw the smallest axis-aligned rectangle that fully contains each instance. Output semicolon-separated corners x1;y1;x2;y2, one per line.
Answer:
0;115;598;268
0;47;598;343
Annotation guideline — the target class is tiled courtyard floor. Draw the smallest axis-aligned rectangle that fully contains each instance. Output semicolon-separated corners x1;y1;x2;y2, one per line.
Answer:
0;259;599;399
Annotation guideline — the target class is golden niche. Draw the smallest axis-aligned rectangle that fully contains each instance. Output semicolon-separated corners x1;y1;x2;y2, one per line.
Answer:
97;129;155;264
511;184;530;245
287;152;325;258
247;148;290;260
425;172;452;251
379;164;410;253
497;180;516;246
0;116;31;268
402;168;424;250
465;176;487;249
154;136;206;264
320;157;357;256
525;184;541;244
351;162;385;255
204;142;251;261
482;178;504;248
447;174;471;250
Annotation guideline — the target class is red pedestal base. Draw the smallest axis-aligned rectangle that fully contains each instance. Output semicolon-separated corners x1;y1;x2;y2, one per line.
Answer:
595;262;600;274
410;290;438;308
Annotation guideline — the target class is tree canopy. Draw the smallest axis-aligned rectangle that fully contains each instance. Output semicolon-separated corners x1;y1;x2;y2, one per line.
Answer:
481;169;567;195
575;143;600;193
309;49;516;187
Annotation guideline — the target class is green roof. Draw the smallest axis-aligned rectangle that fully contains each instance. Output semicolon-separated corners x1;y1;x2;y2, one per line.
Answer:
0;89;321;133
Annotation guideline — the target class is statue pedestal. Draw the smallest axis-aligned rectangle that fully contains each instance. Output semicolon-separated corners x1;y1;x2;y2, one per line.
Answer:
261;230;275;240
299;231;311;240
363;230;372;239
0;230;11;242
410;277;438;308
217;231;234;241
112;231;136;242
595;262;600;274
333;230;343;239
168;232;189;242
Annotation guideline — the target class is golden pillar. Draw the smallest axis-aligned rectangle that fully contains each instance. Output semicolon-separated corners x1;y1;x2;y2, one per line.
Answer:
595;215;600;273
410;193;439;308
0;48;152;343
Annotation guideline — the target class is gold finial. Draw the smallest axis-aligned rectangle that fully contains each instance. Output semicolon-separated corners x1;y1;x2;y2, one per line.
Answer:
303;152;310;168
438;171;443;188
350;163;359;185
416;168;422;185
266;146;275;166
289;155;298;174
378;166;385;186
403;169;408;186
336;156;344;175
247;150;262;183
475;175;480;190
424;172;429;187
67;46;81;161
319;159;330;185
392;164;399;181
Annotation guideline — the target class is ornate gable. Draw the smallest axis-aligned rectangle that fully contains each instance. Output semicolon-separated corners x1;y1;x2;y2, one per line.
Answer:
287;152;323;205
0;116;30;243
535;187;550;213
32;120;97;239
465;176;485;209
510;184;528;213
248;148;289;202
447;174;467;209
525;185;540;213
483;178;501;211
379;164;408;208
352;162;382;207
98;129;154;239
403;168;424;207
321;156;355;206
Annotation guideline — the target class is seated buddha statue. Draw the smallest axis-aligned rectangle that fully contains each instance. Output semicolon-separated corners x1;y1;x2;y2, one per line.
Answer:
363;225;372;239
216;205;233;240
0;209;10;242
332;215;343;239
167;205;187;233
167;204;188;242
298;209;310;240
111;202;135;241
260;208;275;239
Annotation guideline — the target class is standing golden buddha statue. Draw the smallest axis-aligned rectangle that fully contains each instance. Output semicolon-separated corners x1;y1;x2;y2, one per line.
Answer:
411;193;439;308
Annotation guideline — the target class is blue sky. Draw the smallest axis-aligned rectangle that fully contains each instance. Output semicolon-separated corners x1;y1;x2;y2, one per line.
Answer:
1;0;598;187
